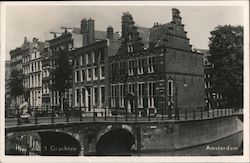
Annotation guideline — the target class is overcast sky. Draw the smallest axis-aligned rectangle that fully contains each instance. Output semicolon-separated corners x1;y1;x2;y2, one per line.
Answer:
4;5;244;60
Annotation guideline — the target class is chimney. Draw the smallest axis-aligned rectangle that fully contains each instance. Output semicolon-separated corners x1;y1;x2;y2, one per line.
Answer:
107;26;114;39
121;12;134;38
87;18;95;45
172;8;182;24
81;18;88;46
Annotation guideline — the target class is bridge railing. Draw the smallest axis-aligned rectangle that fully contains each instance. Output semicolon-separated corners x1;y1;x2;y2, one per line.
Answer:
8;106;243;125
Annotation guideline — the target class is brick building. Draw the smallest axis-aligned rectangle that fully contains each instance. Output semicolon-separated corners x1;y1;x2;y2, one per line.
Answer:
47;29;78;113
108;8;204;115
72;18;121;116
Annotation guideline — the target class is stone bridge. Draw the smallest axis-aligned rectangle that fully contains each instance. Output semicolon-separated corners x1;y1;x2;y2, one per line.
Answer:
5;109;243;156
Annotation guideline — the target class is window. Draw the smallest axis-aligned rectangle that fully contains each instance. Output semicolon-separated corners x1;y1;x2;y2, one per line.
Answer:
111;84;116;107
138;59;143;74
138;83;145;108
100;50;105;62
119;84;125;107
100;66;105;79
128;60;134;75
37;62;39;71
75;70;80;82
148;82;156;108
148;57;155;73
81;88;85;106
75;89;79;105
120;62;125;75
87;53;91;64
93;87;98;107
81;69;85;81
100;86;105;107
93;67;98;80
167;79;173;97
128;83;135;94
128;44;134;53
87;69;92;81
92;52;95;63
32;64;34;72
75;58;79;67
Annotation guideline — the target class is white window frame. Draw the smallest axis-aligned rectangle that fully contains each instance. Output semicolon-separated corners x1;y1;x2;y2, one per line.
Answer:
93;67;98;80
100;66;105;79
148;57;155;73
111;84;116;107
128;60;134;76
138;59;143;75
138;82;145;108
92;52;95;63
119;84;125;107
87;68;91;81
93;87;98;107
148;82;156;108
167;79;174;97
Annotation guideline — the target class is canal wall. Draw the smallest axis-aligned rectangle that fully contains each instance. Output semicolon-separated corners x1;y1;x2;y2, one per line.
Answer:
140;115;243;153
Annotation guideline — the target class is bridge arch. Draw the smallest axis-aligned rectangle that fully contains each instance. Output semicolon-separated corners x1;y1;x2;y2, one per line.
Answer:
96;125;135;156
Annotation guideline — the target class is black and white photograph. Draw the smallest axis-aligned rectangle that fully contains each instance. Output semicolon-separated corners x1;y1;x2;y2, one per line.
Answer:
1;1;249;162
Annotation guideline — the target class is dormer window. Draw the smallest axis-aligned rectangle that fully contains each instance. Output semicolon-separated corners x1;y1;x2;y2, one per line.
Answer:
128;44;134;53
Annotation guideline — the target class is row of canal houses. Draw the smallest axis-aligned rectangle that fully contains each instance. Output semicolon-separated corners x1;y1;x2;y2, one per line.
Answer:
9;8;205;116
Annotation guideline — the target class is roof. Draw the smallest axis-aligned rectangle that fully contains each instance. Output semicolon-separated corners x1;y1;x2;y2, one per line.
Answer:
107;39;122;57
71;27;120;41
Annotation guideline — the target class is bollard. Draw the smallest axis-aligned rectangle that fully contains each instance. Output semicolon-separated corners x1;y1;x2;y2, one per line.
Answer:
185;108;187;120
193;108;195;119
207;108;210;118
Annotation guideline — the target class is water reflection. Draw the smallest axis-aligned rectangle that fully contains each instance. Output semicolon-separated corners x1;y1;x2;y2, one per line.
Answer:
6;129;243;156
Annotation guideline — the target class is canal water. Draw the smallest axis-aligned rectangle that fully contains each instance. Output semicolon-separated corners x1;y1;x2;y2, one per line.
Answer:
5;130;243;156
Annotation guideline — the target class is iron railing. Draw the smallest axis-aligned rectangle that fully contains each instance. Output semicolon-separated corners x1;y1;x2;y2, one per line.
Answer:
5;106;243;126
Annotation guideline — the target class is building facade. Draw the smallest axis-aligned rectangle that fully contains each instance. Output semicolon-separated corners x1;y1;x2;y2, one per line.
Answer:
72;18;121;116
22;38;44;110
108;8;204;115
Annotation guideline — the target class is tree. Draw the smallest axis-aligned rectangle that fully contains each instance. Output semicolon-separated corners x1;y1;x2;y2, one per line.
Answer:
9;69;24;106
208;25;243;108
50;50;73;112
